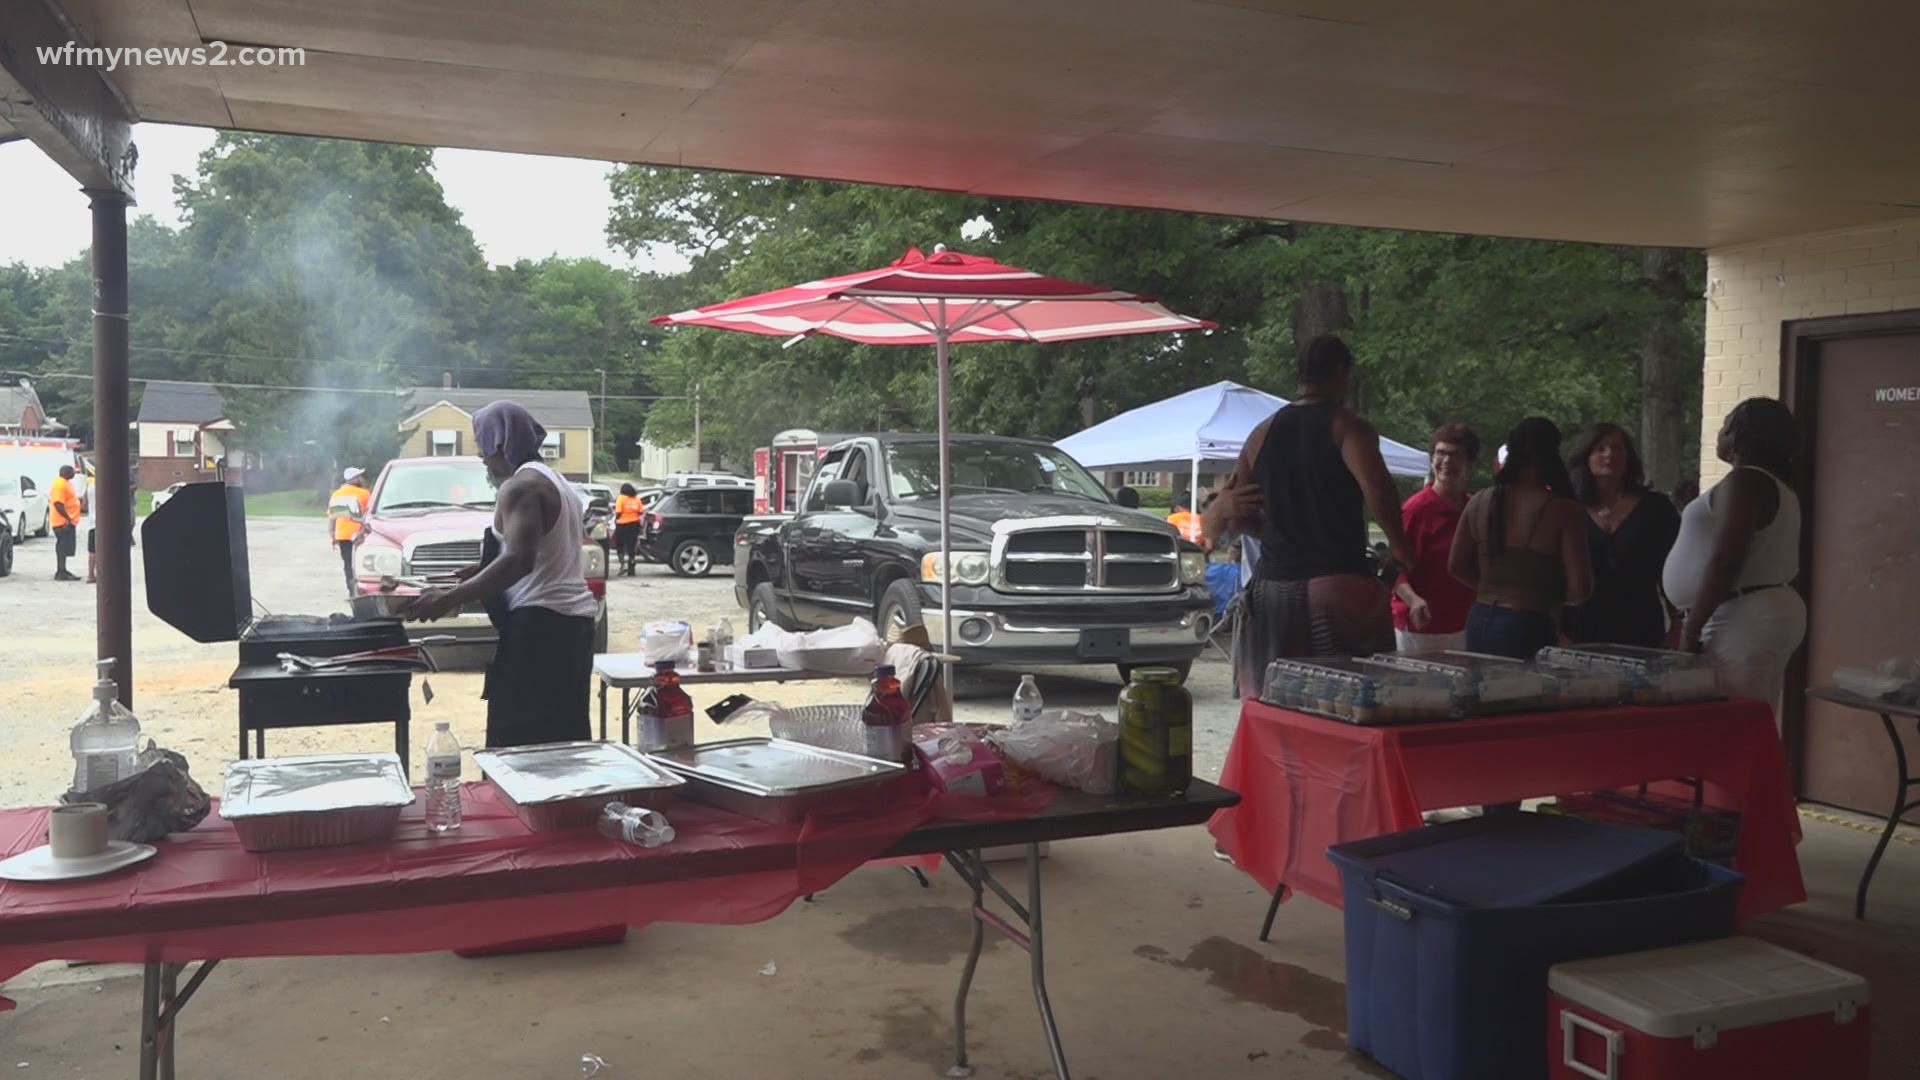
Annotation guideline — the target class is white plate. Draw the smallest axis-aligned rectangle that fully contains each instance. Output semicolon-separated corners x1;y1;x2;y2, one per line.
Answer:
0;841;157;882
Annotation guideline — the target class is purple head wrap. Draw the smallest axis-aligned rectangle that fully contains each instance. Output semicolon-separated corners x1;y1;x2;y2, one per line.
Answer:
471;400;547;464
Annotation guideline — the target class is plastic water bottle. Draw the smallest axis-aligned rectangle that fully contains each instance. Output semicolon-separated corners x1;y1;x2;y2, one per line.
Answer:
70;658;142;795
598;801;675;848
424;722;463;833
1012;674;1044;726
713;618;735;672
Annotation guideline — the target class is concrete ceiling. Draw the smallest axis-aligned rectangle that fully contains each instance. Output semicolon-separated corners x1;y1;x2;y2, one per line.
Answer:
18;0;1920;248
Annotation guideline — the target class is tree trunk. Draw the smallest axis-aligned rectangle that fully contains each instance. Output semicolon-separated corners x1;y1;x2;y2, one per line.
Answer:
1638;247;1699;493
1292;280;1352;355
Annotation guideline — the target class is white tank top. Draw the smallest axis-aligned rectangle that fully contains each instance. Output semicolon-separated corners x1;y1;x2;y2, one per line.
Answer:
498;461;598;618
1662;468;1800;610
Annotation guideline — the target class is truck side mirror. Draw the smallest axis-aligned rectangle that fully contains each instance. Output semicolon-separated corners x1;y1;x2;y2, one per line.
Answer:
822;479;860;508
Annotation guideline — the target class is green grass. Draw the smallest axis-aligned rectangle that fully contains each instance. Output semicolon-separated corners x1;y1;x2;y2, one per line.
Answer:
245;489;328;517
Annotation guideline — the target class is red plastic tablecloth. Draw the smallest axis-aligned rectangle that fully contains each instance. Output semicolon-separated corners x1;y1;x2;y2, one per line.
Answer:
0;777;1046;1010
1208;699;1805;923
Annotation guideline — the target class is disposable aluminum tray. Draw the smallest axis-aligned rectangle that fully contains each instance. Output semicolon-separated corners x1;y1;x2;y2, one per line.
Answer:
220;753;414;852
1535;645;1723;704
646;737;906;823
474;741;685;831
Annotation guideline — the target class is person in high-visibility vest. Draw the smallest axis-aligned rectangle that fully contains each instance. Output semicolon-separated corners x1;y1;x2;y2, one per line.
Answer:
1166;498;1203;546
329;467;372;598
49;464;84;581
612;482;645;576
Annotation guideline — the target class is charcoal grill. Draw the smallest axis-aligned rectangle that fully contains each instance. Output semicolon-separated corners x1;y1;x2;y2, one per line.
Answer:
143;482;417;770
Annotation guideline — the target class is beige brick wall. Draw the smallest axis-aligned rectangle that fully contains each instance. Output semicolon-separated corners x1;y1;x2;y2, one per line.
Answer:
1701;218;1920;483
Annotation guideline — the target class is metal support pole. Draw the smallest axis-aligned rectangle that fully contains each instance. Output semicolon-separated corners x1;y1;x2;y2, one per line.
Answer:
691;382;702;469
87;188;132;705
935;315;953;667
595;368;607;481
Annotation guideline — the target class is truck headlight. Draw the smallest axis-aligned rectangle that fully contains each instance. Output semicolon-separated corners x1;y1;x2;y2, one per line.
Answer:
922;551;990;587
359;543;402;578
582;543;607;580
1179;551;1209;585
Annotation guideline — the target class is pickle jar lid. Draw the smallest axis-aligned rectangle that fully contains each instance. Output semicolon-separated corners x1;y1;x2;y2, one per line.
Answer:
1128;666;1184;685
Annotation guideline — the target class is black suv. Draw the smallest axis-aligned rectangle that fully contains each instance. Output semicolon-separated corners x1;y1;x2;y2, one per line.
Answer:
642;486;753;577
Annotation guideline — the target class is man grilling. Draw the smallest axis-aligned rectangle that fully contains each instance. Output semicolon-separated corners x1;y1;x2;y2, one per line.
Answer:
401;402;597;747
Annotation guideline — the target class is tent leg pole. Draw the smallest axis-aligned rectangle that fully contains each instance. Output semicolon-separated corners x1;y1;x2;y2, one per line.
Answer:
1189;454;1201;540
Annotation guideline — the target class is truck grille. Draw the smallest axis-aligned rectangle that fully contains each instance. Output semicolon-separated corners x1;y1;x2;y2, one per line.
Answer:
996;526;1179;594
408;539;482;577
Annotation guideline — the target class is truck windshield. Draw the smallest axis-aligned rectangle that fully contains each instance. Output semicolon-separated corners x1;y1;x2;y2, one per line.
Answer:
373;462;496;514
887;441;1111;503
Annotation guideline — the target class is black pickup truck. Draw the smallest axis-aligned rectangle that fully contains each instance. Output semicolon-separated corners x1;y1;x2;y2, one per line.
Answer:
734;433;1215;680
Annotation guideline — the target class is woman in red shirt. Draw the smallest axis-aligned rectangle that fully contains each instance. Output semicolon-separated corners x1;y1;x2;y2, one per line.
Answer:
1391;423;1480;652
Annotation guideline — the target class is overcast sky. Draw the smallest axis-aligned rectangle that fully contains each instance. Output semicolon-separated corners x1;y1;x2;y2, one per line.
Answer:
0;123;682;273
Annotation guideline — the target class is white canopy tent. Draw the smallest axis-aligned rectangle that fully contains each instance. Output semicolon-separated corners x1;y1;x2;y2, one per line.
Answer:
1055;381;1430;502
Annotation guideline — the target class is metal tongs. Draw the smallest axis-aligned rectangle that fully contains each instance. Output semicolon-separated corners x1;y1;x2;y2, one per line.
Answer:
277;643;439;674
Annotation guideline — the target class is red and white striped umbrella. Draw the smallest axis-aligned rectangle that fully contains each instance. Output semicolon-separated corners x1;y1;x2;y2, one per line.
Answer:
651;244;1214;344
652;244;1214;657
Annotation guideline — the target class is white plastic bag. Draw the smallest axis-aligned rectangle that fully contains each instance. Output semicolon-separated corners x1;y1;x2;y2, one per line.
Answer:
987;709;1120;795
641;621;693;664
777;617;888;674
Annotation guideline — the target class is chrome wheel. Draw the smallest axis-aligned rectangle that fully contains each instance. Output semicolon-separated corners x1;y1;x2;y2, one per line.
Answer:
672;541;712;577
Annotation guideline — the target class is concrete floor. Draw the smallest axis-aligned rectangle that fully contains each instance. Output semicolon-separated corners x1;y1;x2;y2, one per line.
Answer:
2;809;1916;1079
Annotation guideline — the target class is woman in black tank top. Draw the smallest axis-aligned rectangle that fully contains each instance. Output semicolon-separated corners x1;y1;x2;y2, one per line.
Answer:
1254;400;1370;580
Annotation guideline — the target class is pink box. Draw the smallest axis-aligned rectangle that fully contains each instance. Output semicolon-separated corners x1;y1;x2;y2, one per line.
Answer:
912;726;1005;797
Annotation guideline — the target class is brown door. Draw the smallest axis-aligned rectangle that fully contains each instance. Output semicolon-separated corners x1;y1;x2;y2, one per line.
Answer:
1799;330;1920;813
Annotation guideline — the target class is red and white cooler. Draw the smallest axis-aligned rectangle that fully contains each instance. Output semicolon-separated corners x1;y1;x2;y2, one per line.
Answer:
1548;936;1870;1080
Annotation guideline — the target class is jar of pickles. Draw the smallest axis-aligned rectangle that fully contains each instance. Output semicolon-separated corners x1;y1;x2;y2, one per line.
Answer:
1117;667;1193;798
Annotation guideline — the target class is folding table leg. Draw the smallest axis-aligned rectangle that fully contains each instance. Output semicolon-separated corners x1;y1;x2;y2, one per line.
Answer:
1024;843;1070;1079
1858;713;1920;920
598;680;608;741
137;959;219;1080
1258;887;1284;942
946;848;987;1078
941;846;1072;1080
138;962;160;1080
158;963;178;1080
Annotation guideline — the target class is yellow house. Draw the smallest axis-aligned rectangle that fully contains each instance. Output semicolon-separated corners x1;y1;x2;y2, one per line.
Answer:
397;387;594;480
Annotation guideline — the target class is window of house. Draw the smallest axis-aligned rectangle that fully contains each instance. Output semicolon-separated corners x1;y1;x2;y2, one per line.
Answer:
429;429;461;457
1124;470;1162;487
170;430;196;458
540;431;564;459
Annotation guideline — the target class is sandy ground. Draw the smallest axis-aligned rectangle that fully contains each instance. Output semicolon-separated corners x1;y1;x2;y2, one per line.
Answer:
0;813;1915;1078
0;517;1243;803
4;521;1920;1077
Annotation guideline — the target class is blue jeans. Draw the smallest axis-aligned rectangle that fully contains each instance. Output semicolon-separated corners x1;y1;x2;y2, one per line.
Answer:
1464;603;1556;661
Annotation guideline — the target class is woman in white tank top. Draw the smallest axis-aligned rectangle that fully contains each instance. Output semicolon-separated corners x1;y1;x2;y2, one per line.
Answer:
1660;398;1805;711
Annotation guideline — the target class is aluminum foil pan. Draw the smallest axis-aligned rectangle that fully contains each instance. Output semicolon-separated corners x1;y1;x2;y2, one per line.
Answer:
474;741;685;831
220;753;414;852
646;738;905;823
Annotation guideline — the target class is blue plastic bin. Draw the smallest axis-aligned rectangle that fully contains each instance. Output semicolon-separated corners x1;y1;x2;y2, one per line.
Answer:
1327;814;1743;1080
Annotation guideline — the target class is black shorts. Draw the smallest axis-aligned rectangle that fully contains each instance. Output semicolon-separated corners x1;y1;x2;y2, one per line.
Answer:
54;525;76;558
87;527;96;554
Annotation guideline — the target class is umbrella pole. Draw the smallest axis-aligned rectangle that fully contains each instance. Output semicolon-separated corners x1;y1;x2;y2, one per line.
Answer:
937;318;954;665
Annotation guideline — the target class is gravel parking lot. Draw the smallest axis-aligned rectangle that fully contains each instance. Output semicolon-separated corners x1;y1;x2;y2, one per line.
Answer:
0;517;1242;806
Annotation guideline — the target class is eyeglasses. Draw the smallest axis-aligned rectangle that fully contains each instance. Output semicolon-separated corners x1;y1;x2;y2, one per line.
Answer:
1431;447;1472;462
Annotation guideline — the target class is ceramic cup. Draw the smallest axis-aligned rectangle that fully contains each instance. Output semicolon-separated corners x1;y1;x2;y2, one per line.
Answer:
48;803;110;859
